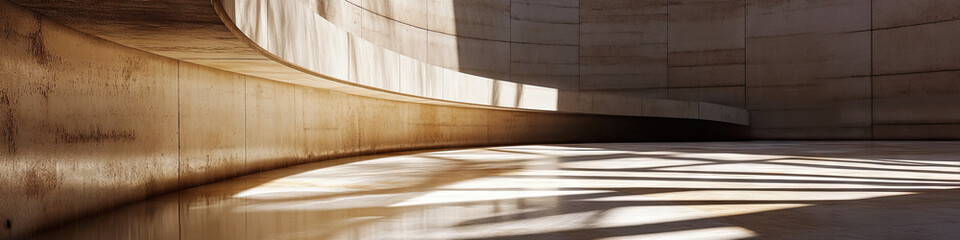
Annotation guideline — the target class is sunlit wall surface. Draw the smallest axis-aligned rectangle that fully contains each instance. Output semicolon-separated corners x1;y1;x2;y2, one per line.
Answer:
3;0;960;239
0;0;751;238
318;0;960;139
220;0;751;125
223;0;561;111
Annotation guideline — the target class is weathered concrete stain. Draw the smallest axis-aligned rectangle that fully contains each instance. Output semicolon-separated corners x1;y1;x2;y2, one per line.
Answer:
0;92;17;155
0;11;12;40
752;0;791;9
35;83;51;100
27;13;50;65
3;0;959;239
20;164;58;197
53;126;136;144
120;56;146;82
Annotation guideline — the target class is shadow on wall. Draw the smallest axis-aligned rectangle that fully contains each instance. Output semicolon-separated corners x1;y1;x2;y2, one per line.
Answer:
446;0;653;114
452;0;570;110
316;0;747;120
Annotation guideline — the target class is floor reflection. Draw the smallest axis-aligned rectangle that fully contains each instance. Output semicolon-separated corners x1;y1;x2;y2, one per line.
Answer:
35;142;960;239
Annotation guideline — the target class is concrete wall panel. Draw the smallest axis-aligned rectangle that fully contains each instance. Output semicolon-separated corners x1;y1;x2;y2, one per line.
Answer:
669;86;744;108
746;0;870;37
361;10;429;62
668;0;744;107
427;0;511;41
244;77;306;172
668;0;744;55
427;31;511;80
2;1;755;238
314;0;751;124
642;98;699;119
398;54;429;96
178;62;246;188
869;1;960;139
873;20;960;75
510;0;579;45
873;0;960;29
745;0;871;138
301;88;360;160
579;0;668;90
9;0;960;236
234;0;351;80
668;64;744;88
319;0;362;34
873;0;960;139
0;2;179;236
874;71;960;125
510;43;580;90
874;125;960;140
361;0;428;28
354;99;414;153
315;0;960;139
751;128;873;140
353;37;401;91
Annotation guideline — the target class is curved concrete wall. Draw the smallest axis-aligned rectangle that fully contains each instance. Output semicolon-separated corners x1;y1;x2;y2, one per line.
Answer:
330;0;960;139
218;0;749;125
0;1;746;238
3;0;960;237
6;0;751;126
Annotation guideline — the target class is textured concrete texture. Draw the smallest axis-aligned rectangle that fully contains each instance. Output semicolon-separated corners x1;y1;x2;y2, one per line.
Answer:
0;1;747;238
297;0;750;124
0;0;754;131
580;0;669;91
240;0;748;123
745;0;873;139
31;142;960;239
226;0;749;124
325;0;960;139
668;0;745;108
4;0;960;238
0;4;180;238
871;0;960;139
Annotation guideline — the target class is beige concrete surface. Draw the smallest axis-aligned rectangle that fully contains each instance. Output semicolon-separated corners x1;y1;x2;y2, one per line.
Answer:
426;31;512;81
745;0;872;139
178;62;247;188
5;0;751;126
873;19;960;76
872;0;960;29
510;0;579;45
4;0;960;238
580;0;669;91
228;0;747;123
668;0;745;108
317;0;757;124
32;142;960;239
362;0;428;29
510;42;580;91
427;0;511;41
0;1;180;238
0;2;748;238
360;10;429;62
870;0;960;139
320;0;960;139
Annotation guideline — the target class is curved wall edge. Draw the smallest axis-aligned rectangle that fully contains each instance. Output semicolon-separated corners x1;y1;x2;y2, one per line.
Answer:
0;1;748;238
331;0;960;139
7;0;750;126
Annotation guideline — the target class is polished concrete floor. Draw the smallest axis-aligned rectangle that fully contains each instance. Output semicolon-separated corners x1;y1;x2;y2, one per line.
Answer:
35;142;960;239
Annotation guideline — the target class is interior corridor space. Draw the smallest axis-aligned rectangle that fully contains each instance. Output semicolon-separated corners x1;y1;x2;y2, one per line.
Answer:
2;0;960;239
